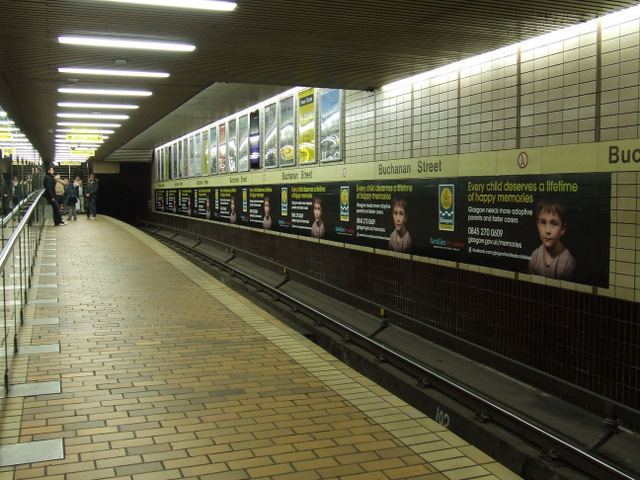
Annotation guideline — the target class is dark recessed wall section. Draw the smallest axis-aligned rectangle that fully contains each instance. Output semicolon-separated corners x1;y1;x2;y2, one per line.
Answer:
147;212;640;423
97;163;151;223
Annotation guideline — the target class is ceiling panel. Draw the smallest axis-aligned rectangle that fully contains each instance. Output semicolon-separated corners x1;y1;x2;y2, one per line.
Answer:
1;0;638;161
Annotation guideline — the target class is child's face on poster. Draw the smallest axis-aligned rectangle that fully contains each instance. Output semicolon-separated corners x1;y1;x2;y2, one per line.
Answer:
392;205;407;231
536;210;565;248
313;201;321;221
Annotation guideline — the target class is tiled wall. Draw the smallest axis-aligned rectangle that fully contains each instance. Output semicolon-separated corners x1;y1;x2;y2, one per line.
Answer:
342;18;640;304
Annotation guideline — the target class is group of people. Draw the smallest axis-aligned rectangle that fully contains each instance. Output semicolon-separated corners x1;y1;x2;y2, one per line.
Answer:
43;166;98;226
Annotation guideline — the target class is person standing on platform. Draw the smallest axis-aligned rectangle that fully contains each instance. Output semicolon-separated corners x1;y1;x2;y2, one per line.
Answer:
43;166;65;226
54;174;67;214
75;177;84;214
86;173;99;219
64;180;78;221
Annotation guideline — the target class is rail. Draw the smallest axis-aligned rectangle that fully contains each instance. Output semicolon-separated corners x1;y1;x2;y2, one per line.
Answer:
148;225;638;480
0;190;46;400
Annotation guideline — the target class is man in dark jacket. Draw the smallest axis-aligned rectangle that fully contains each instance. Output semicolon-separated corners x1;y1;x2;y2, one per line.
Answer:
86;173;98;219
43;166;65;226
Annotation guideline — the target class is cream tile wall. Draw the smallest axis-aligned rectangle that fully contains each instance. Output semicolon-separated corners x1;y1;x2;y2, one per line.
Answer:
375;83;413;161
414;72;459;156
522;30;598;147
343;21;640;303
344;90;376;164
601;19;640;141
460;54;518;153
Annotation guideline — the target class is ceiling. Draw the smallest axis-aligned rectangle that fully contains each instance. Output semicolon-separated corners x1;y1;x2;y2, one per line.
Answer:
1;0;639;162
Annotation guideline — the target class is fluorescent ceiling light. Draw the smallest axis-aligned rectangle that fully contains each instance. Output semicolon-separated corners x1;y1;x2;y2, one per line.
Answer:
58;35;195;52
96;0;236;11
58;122;122;127
56;138;104;143
56;128;115;134
57;102;138;110
59;87;152;96
56;134;107;138
58;67;169;78
57;113;129;120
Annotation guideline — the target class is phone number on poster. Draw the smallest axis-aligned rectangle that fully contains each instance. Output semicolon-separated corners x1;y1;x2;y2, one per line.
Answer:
467;227;504;238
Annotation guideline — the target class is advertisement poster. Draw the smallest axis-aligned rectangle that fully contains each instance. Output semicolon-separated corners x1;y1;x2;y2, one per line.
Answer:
160;172;610;287
178;189;193;216
249;186;277;229
170;143;177;179
227;118;237;173
193;134;202;177
201;131;209;176
319;88;341;162
208;126;218;175
297;88;316;164
214;187;240;224
155;149;162;181
166;189;177;213
279;95;295;166
163;146;169;180
264;103;278;168
218;124;227;174
187;136;194;177
249;110;260;169
460;174;610;285
155;189;165;211
181;139;188;177
172;143;179;179
237;115;249;173
194;188;212;219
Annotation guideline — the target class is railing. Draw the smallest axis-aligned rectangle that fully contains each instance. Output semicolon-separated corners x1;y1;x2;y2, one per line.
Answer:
0;190;46;405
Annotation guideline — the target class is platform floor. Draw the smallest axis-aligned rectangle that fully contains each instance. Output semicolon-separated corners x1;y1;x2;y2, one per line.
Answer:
0;216;522;480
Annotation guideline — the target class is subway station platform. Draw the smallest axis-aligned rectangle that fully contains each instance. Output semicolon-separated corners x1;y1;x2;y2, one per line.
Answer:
0;215;521;480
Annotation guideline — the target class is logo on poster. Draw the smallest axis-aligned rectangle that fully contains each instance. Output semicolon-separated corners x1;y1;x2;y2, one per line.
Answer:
281;187;288;216
340;186;350;222
438;184;455;231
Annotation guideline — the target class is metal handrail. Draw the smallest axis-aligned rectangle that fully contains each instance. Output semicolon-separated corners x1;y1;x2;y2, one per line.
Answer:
0;190;44;272
1;189;45;398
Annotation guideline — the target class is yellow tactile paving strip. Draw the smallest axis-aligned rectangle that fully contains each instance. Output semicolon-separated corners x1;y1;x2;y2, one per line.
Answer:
0;216;522;480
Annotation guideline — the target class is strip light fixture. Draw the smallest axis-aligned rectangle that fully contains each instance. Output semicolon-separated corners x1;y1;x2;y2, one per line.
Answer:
59;87;152;96
95;0;236;11
56;128;115;134
58;102;138;110
59;67;169;78
57;113;129;120
59;35;195;52
58;122;122;127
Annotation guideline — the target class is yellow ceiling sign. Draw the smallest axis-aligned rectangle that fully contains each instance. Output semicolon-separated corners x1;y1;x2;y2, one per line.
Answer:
66;134;103;142
71;149;95;156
